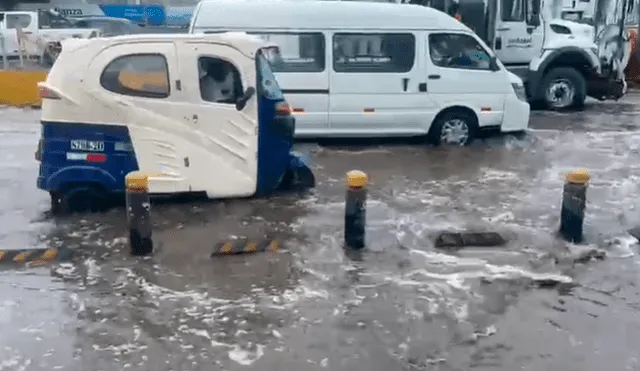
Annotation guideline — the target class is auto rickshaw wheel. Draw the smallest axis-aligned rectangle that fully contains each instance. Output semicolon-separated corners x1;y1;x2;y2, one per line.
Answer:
51;185;108;215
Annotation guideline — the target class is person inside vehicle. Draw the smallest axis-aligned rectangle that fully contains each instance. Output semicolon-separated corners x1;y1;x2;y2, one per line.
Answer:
430;37;453;66
444;37;489;69
199;58;238;104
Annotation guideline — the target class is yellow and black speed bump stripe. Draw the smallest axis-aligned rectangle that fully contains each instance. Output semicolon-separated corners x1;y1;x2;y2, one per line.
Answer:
211;239;280;257
0;248;69;267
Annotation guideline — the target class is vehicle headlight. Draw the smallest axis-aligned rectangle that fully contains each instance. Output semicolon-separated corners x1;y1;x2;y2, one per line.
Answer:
511;83;527;101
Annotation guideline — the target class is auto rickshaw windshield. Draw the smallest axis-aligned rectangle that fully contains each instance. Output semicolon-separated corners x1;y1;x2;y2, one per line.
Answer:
256;48;284;100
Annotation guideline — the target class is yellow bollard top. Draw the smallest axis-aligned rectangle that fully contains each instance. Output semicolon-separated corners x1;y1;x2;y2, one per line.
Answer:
125;171;149;191
565;168;590;184
346;170;368;189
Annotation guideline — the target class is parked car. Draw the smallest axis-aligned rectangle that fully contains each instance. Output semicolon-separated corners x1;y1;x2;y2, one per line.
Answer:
69;16;143;37
0;9;99;63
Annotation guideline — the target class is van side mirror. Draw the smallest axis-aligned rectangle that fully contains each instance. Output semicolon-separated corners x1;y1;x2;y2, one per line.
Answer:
235;86;256;111
489;56;500;71
528;16;541;27
527;0;541;28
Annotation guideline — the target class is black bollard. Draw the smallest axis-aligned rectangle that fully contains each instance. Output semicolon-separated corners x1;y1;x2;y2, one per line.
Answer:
344;170;367;249
126;172;153;256
559;169;590;243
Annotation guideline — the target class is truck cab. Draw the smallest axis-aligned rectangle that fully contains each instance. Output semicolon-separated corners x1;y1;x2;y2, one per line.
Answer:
408;0;630;109
0;9;99;63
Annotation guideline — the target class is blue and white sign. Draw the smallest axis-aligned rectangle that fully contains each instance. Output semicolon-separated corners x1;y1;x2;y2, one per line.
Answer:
20;3;169;26
99;5;166;26
165;6;194;28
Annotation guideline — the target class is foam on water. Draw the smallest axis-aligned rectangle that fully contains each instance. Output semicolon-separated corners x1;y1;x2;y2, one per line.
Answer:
228;344;266;365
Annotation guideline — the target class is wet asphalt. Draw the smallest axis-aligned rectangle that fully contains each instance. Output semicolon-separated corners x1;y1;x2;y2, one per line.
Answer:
2;96;640;371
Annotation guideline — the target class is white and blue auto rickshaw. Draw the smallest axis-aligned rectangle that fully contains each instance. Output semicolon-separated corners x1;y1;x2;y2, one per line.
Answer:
35;32;314;213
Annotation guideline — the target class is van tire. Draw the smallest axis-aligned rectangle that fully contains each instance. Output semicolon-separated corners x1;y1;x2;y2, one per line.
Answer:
51;186;108;215
539;67;586;110
428;109;478;146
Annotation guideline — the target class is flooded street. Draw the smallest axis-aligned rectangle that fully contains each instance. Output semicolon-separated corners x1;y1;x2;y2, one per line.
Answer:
2;97;640;371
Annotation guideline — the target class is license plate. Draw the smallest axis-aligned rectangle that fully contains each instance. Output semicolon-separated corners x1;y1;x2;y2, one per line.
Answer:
70;140;104;152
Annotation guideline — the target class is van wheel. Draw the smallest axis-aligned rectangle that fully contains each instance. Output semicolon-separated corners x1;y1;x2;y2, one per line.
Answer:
428;110;477;146
539;67;586;110
52;186;108;215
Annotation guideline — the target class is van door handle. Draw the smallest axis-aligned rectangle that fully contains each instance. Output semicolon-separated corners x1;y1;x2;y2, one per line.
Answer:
418;83;427;92
497;27;510;31
428;75;441;80
402;78;409;91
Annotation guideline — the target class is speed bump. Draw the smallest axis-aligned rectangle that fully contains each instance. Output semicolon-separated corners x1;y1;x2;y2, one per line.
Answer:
211;239;280;257
0;248;66;266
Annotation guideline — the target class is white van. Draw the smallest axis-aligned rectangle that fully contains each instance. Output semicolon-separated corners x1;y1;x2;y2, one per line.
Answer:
189;0;530;145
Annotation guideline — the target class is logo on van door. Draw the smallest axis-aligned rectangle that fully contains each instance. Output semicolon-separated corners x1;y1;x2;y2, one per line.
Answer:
506;37;532;48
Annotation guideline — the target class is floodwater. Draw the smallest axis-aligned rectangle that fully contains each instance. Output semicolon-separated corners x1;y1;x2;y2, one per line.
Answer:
1;97;640;371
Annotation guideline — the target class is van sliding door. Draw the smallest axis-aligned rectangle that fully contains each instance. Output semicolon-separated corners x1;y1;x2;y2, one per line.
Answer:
328;32;426;134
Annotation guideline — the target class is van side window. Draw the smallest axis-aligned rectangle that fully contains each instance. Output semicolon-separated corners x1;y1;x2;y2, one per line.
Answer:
198;57;243;104
100;54;170;98
429;33;492;71
6;14;32;29
501;0;525;21
333;33;415;73
248;32;325;72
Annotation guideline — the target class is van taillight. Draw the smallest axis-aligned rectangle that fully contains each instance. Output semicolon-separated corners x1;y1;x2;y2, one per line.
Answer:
39;86;60;100
275;102;291;115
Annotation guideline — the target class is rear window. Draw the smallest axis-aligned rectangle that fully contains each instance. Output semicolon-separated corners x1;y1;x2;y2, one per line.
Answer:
99;54;170;98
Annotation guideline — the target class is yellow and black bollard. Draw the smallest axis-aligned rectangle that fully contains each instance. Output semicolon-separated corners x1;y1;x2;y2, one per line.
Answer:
125;172;153;256
559;169;590;243
344;170;368;249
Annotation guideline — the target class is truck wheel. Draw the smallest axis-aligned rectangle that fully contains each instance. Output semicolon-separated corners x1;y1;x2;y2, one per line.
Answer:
539;67;586;110
428;109;478;146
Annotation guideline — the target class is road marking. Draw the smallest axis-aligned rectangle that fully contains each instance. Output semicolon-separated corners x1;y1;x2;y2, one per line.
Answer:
244;242;258;253
219;242;234;254
13;251;34;263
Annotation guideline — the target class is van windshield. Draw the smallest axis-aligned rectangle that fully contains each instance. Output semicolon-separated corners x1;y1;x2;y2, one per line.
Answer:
256;48;284;101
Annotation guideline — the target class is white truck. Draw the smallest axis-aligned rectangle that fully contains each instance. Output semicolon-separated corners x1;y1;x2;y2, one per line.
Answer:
404;0;631;109
0;9;99;65
560;0;637;25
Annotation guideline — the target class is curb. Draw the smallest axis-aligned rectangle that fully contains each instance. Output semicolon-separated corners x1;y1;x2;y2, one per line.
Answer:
0;248;67;266
211;239;280;256
0;70;48;108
